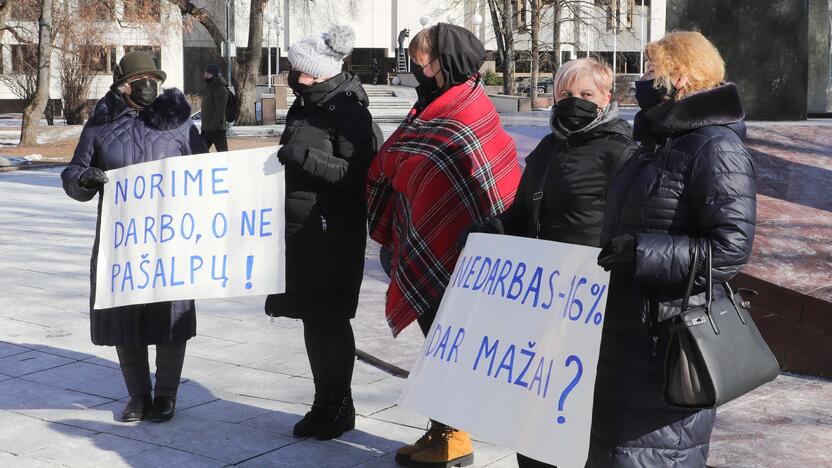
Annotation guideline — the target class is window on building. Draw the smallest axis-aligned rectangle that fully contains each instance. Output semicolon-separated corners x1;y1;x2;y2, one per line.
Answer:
10;0;41;21
79;0;115;21
124;0;161;22
259;47;280;76
125;45;162;69
11;44;37;73
86;46;118;73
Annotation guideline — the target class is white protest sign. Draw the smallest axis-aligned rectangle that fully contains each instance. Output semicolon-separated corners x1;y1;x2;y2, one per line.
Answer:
94;146;285;309
398;233;610;468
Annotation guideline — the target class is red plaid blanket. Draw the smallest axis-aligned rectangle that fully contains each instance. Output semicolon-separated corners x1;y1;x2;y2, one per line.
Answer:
367;76;521;336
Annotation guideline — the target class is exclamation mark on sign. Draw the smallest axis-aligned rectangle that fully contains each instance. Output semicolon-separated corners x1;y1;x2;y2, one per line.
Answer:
245;255;254;290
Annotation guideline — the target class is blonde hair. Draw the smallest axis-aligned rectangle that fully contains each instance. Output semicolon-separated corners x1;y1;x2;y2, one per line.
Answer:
408;27;438;64
646;31;725;99
553;58;614;98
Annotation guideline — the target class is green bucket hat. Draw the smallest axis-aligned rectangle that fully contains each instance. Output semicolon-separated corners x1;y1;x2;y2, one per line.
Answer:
111;51;167;91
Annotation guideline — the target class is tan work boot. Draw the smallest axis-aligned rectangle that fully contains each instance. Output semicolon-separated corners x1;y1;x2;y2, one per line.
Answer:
409;425;474;468
395;420;442;465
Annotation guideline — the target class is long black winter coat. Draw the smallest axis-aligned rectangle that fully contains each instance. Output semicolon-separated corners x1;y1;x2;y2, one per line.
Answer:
589;83;756;467
497;107;636;244
265;74;375;320
62;89;207;347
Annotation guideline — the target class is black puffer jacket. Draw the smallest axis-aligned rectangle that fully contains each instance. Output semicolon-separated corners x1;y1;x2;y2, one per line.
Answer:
589;83;756;467
61;89;207;347
497;105;636;245
265;73;375;320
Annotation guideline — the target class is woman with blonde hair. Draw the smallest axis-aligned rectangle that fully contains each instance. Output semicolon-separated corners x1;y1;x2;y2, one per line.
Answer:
594;31;756;467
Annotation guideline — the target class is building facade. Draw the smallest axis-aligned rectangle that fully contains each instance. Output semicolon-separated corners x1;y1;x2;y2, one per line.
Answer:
0;0;183;113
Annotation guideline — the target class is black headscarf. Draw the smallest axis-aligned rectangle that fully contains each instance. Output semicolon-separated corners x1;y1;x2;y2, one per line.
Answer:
414;23;486;109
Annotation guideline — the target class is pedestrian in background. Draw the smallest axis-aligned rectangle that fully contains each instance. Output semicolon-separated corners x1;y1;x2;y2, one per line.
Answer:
201;63;229;152
463;57;637;467
61;51;207;423
366;23;521;468
592;31;756;467
264;25;375;441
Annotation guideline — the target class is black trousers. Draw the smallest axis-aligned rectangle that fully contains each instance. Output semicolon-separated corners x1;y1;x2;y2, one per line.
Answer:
202;129;228;152
116;342;186;398
302;317;355;404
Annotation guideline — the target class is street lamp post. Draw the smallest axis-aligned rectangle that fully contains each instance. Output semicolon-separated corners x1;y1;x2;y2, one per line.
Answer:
639;0;645;75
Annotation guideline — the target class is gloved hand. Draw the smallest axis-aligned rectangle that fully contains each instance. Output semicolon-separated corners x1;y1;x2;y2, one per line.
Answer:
597;234;637;272
277;145;307;167
458;217;504;250
79;167;109;189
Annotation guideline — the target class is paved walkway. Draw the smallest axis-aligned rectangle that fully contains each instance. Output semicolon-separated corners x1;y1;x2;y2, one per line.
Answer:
0;162;830;467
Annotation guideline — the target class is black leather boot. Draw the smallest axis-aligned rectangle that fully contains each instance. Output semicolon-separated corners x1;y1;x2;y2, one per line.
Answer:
121;395;152;422
148;396;176;423
293;395;334;438
315;396;355;440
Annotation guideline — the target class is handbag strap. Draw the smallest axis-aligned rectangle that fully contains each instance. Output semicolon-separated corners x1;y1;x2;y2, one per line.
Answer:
681;241;714;311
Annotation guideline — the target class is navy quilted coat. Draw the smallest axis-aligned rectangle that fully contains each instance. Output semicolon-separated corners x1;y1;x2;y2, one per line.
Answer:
61;89;207;347
589;83;756;467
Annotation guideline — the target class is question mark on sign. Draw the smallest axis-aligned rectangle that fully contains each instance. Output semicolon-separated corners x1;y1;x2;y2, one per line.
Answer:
557;355;583;424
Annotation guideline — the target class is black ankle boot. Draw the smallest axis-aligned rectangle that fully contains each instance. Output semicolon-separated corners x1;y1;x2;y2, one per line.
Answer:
315;396;355;440
293;399;333;438
121;395;152;422
148;396;176;423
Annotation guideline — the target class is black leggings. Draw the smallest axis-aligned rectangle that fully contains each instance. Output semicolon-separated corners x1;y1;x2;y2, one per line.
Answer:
303;317;355;403
116;342;186;398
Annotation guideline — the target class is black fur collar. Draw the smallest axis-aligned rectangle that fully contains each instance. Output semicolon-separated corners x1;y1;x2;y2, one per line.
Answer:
635;82;745;141
90;88;191;130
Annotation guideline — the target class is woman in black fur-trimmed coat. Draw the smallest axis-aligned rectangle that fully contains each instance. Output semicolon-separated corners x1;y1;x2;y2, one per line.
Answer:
592;32;756;467
61;52;207;424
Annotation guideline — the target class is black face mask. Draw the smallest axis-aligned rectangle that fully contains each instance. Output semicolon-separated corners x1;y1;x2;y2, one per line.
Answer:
129;78;157;108
288;70;309;94
412;61;440;97
635;79;676;111
204;77;213;84
555;97;599;132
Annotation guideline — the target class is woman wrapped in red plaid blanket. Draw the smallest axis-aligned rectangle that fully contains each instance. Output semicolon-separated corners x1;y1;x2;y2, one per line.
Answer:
365;23;522;468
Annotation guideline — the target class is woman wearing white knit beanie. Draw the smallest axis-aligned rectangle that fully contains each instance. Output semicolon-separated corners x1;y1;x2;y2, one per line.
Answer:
265;25;378;441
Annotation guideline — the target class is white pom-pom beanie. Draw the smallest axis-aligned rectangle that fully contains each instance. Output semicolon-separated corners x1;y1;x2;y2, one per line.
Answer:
288;25;356;79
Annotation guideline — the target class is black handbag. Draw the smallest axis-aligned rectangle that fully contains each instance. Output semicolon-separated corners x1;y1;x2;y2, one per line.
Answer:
662;242;780;409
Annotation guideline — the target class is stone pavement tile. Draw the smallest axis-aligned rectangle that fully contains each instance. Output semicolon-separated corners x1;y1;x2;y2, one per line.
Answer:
320;415;425;458
105;412;295;464
236;398;313;436
470;440;518;467
178;354;250;381
182;334;249;362
351;376;407;418
187;364;295;396
157;380;219;411
352;452;401;468
178;395;276;424
28;431;223;468
710;391;832;468
0;451;57;468
22;361;129;400
235;375;315;405
482;454;520;467
238;439;376;467
2;308;90;334
0;341;31;359
0;350;74;377
22;401;129;433
779;377;832;403
0;409;98;455
367;404;429;430
223;343;312;376
0;378;111;411
0;316;53;344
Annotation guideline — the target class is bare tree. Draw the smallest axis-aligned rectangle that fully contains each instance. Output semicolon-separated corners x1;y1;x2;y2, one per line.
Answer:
19;0;53;146
0;0;10;32
486;0;516;95
529;0;541;101
235;0;267;125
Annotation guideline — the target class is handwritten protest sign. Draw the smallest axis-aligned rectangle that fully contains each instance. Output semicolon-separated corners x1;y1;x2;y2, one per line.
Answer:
94;146;285;309
398;233;610;468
